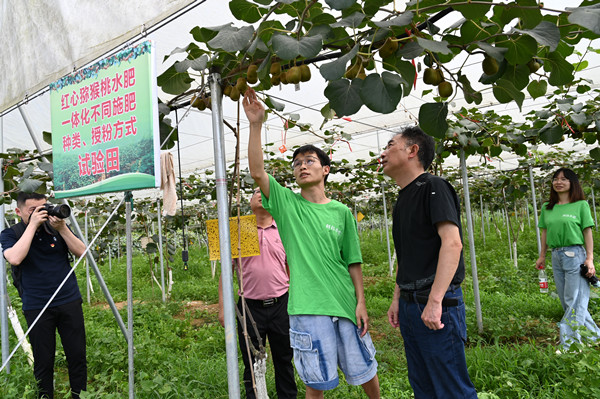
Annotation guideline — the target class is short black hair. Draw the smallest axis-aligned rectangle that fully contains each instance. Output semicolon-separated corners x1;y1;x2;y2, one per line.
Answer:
396;126;435;170
17;192;46;208
292;145;331;183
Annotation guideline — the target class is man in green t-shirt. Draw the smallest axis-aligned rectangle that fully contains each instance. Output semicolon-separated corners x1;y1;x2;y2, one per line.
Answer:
243;88;380;399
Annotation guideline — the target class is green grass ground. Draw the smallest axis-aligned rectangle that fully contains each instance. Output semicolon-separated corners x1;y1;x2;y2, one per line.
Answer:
1;218;600;398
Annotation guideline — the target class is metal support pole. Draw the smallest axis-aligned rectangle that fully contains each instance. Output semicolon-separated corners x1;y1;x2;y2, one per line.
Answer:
479;194;485;246
529;167;541;255
502;198;513;261
157;200;166;303
380;183;394;277
125;192;135;399
460;150;483;333
209;69;240;399
0;115;9;374
85;209;90;304
18;106;129;340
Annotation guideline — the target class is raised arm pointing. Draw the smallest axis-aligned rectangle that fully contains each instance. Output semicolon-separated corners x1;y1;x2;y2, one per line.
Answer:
243;88;270;198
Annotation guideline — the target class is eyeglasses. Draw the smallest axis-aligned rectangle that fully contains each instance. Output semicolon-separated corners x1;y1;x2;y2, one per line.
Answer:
291;157;319;170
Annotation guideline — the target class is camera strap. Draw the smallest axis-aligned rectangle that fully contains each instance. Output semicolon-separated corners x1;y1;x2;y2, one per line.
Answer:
9;222;26;297
42;221;59;236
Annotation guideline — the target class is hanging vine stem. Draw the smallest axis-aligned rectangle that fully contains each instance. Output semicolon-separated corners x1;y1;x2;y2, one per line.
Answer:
296;0;319;37
258;96;328;141
229;116;240;213
233;97;254;394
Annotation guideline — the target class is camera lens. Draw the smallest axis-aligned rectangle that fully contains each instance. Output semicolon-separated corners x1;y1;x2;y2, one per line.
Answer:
53;204;71;219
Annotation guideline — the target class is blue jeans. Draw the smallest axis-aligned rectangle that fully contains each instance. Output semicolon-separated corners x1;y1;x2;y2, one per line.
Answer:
551;245;600;349
398;286;477;399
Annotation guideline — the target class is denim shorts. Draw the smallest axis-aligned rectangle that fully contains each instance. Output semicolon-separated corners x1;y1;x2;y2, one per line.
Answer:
289;315;378;391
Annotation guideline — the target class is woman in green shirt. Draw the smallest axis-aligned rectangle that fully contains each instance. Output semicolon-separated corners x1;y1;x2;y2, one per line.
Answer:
536;168;600;351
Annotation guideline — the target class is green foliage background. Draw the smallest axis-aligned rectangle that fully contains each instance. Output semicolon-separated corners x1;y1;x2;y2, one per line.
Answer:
2;212;600;398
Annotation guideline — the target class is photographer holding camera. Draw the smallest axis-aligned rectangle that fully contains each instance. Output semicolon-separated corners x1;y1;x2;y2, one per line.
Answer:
0;192;87;398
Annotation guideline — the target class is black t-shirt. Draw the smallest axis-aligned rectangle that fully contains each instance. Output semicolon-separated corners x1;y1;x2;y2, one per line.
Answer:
392;173;465;291
0;225;81;310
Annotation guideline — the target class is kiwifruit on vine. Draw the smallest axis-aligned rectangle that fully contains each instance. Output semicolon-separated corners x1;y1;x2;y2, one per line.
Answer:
527;58;541;73
378;37;398;59
482;56;499;76
229;86;241;101
345;58;363;79
236;77;248;94
300;64;311;82
287;66;302;84
223;84;232;98
438;81;453;98
280;70;289;84
191;94;206;110
247;64;258;84
270;61;281;76
423;67;444;85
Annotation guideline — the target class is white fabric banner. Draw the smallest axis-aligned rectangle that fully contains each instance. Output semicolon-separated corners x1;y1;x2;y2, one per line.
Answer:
0;0;196;112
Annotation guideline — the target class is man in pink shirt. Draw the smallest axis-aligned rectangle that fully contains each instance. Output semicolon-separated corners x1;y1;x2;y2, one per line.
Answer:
219;188;297;399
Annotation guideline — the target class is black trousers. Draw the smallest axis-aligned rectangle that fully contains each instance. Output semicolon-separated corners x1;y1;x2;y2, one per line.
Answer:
24;299;87;399
237;292;297;399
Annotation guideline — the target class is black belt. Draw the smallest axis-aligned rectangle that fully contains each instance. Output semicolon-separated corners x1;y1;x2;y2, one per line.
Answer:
400;290;459;307
244;292;287;307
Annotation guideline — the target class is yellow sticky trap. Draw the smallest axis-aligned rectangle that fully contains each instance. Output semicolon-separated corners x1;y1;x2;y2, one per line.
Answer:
356;212;364;222
206;215;260;261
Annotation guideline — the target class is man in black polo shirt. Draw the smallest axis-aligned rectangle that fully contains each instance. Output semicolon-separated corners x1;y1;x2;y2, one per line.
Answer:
381;126;477;399
1;192;87;399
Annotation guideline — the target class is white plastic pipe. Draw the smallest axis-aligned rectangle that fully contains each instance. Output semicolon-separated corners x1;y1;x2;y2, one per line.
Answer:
7;305;33;366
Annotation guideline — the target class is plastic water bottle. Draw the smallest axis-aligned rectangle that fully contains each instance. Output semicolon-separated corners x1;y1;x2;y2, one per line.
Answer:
538;266;549;293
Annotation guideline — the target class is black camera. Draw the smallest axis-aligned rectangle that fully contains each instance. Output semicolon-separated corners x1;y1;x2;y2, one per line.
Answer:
580;264;600;288
40;203;71;219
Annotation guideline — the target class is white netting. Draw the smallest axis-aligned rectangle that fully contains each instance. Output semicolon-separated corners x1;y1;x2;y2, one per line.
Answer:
0;0;197;112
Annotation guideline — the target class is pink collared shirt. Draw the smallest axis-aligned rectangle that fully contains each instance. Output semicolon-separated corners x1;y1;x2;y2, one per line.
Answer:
235;220;289;300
